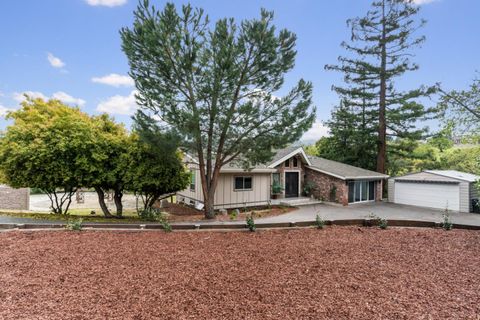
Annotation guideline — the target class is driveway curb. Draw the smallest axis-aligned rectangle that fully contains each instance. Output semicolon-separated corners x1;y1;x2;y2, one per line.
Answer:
0;219;479;231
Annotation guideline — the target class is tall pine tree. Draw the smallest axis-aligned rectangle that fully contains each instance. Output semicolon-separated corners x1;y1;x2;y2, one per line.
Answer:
326;0;437;174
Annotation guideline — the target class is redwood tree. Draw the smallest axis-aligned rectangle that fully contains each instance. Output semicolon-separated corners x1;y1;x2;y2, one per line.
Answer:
121;1;315;218
326;0;437;174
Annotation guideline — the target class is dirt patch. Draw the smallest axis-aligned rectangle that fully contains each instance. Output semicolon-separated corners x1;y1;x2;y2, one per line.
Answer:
162;203;295;222
0;227;479;319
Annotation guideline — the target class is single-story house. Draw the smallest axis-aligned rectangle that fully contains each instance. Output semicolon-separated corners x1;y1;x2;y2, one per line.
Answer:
388;170;480;213
178;146;389;210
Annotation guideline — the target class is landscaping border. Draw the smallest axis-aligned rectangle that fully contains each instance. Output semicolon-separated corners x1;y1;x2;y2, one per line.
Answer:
1;218;479;231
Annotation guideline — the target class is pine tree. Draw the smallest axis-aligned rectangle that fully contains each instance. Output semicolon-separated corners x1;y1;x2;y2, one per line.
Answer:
326;0;437;174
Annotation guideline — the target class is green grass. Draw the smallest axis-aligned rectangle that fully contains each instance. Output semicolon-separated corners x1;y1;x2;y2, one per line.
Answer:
0;209;143;223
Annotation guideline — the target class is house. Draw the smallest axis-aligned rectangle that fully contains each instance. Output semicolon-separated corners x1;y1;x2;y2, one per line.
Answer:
388;170;480;213
178;146;388;210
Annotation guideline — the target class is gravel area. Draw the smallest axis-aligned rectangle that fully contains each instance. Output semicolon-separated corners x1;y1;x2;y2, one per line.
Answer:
0;227;479;319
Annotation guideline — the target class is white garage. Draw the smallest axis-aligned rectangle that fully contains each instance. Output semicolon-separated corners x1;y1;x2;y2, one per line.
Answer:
388;170;479;213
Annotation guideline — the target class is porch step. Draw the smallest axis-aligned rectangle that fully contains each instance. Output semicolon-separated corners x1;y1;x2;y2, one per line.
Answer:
279;197;323;207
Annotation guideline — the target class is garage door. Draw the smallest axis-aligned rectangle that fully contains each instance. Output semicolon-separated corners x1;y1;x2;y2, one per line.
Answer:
394;182;460;211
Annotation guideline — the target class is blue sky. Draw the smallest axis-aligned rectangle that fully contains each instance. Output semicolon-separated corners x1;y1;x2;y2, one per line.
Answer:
0;0;478;141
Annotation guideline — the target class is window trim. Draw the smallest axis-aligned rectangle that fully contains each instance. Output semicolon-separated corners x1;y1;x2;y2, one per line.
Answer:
234;176;253;191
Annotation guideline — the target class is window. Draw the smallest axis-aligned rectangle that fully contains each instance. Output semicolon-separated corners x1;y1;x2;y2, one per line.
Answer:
348;181;376;203
284;159;290;167
190;170;196;191
235;176;253;191
293;157;298;167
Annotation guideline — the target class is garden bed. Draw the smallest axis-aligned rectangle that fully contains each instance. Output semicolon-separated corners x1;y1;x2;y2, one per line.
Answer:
161;203;295;222
0;227;479;319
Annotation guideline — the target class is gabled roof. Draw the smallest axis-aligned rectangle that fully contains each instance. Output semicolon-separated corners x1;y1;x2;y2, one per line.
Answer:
267;146;311;168
307;156;389;180
394;170;480;183
425;170;479;183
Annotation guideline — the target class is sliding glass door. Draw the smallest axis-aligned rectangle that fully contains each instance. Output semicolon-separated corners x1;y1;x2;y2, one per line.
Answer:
348;181;375;203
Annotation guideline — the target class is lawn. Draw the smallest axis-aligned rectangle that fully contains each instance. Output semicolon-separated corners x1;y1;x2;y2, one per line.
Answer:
0;227;479;319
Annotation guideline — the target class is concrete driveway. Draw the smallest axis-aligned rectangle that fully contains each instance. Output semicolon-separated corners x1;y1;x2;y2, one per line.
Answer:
257;201;480;226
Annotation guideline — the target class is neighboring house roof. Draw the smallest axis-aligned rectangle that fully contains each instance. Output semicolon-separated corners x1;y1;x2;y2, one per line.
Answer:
306;156;389;180
425;170;480;183
394;171;461;184
393;170;479;184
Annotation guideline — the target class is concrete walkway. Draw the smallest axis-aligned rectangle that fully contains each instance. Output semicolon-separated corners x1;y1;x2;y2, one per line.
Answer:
257;202;480;226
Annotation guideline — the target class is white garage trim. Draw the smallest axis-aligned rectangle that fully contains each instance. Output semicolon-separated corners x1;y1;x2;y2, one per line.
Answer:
394;181;460;211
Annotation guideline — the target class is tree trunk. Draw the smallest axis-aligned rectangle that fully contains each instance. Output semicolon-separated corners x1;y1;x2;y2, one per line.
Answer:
95;187;113;217
377;0;387;175
114;188;123;217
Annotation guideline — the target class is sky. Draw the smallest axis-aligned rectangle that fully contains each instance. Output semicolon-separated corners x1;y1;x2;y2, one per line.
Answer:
0;0;479;142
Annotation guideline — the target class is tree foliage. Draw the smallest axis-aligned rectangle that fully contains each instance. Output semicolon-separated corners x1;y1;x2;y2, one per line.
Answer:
125;111;190;211
325;0;437;174
0;98;98;214
121;1;315;218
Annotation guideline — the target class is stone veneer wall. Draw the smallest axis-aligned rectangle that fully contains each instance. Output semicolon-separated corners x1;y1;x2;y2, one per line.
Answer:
304;168;348;205
0;186;30;210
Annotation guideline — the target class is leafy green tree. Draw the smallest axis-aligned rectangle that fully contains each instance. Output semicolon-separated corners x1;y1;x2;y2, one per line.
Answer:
326;0;437;174
0;97;98;215
121;1;315;218
88;114;130;217
125;111;190;211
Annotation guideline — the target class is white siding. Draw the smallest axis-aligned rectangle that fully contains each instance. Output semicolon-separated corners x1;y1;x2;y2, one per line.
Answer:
459;182;470;213
387;179;395;203
177;164;271;209
394;182;460;211
214;173;271;209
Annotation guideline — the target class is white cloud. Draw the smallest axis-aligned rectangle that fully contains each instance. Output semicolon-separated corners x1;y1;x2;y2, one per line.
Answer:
85;0;127;7
91;73;134;87
13;91;48;102
301;120;329;141
97;90;138;115
411;0;439;4
13;91;85;106
52;91;86;106
47;52;65;68
0;105;14;117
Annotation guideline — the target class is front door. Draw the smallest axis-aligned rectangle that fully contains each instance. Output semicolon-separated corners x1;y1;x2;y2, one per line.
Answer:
285;172;299;198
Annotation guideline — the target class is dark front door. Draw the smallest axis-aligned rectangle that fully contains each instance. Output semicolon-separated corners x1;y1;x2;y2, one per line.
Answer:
285;172;299;198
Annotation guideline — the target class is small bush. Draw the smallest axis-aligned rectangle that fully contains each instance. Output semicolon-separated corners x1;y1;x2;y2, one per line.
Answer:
315;214;325;229
139;207;172;232
229;209;239;220
368;213;388;229
246;214;256;232
65;218;83;231
442;208;453;231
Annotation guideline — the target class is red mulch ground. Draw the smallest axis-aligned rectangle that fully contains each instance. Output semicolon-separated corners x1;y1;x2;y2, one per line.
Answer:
1;227;479;319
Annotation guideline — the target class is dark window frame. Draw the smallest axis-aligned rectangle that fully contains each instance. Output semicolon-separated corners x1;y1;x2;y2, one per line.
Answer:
234;176;253;191
284;159;290;167
293;157;298;167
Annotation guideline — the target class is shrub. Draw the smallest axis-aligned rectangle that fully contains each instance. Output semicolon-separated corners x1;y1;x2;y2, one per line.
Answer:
229;209;239;220
271;182;283;195
138;207;172;232
65;218;83;231
442;208;453;231
246;214;256;232
368;213;388;229
329;184;337;202
315;214;325;229
303;180;316;196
